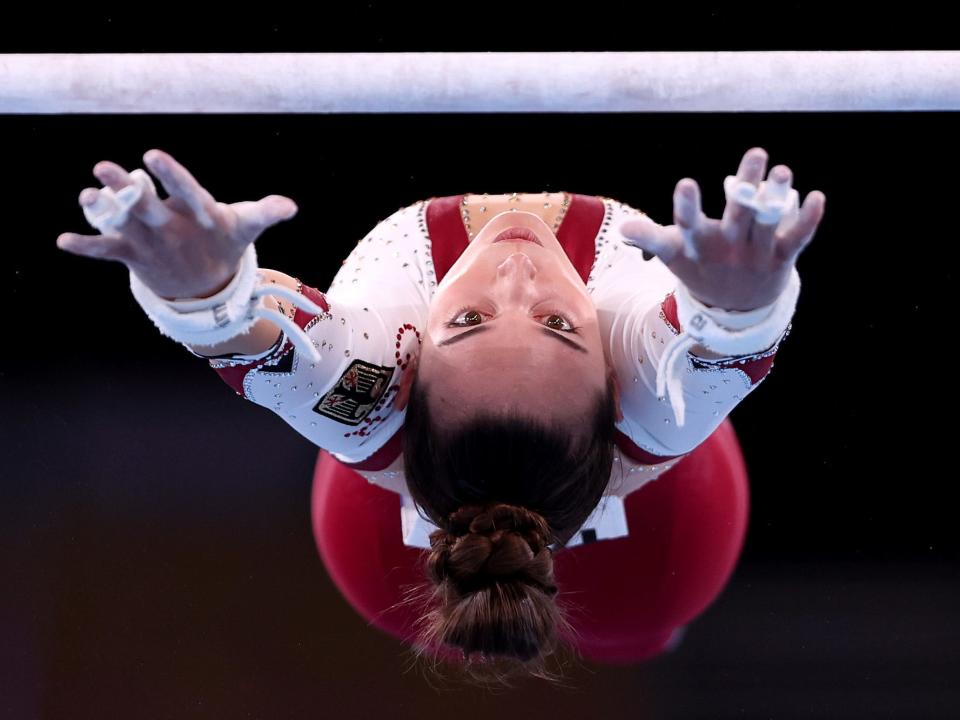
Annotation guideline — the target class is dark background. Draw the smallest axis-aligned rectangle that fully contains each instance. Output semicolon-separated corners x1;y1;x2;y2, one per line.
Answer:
2;7;957;720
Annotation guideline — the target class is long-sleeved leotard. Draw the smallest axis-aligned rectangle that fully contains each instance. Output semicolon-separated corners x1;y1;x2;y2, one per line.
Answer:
184;192;792;544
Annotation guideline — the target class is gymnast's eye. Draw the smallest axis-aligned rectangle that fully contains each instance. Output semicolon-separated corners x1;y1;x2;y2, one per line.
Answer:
446;306;580;333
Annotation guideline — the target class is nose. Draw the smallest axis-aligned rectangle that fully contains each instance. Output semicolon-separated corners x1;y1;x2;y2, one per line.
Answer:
496;252;538;304
497;252;537;280
496;252;538;298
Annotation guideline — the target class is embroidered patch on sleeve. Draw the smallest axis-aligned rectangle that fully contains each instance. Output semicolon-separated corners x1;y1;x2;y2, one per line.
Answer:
313;360;395;426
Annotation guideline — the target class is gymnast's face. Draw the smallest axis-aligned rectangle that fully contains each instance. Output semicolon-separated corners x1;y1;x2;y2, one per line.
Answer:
395;211;621;428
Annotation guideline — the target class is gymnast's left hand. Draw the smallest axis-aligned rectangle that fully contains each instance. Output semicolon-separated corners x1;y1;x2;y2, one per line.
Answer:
618;146;827;312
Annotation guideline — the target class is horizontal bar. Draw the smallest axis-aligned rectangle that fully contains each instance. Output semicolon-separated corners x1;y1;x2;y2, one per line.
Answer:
2;51;958;113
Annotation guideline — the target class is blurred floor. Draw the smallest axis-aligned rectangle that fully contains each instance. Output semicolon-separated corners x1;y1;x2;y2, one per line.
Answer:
5;530;957;718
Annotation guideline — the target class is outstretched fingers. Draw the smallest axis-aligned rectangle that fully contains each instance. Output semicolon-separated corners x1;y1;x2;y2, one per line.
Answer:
722;147;768;242
673;178;710;260
748;164;793;258
93;160;173;228
775;190;826;263
229;196;299;245
142;149;220;229
620;213;681;264
57;225;131;263
56;187;136;262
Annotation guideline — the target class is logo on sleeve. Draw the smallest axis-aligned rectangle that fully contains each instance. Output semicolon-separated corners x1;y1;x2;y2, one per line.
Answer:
313;360;395;426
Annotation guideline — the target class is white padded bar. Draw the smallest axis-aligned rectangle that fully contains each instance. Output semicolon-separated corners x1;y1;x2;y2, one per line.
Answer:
1;51;957;113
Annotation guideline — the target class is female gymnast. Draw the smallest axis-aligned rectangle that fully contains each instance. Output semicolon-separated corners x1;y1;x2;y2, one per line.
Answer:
57;146;825;684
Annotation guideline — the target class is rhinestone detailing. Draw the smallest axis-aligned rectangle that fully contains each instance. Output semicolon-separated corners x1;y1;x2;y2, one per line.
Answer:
612;453;677;475
586;197;648;291
460;191;570;241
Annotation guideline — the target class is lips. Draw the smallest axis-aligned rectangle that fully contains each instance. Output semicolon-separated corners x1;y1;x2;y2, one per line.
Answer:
493;226;543;246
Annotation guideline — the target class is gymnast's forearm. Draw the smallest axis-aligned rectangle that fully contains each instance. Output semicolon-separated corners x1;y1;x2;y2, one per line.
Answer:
184;268;299;358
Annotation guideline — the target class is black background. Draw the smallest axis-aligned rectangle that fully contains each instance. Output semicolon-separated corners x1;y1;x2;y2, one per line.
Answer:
2;6;958;719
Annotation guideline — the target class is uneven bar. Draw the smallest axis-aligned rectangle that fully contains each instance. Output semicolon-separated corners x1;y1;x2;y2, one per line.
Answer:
1;51;957;113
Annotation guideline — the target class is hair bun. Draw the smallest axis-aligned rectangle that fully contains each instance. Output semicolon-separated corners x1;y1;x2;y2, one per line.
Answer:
450;503;552;550
429;502;556;596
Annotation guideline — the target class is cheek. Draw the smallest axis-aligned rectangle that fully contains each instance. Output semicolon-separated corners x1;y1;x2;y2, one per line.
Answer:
436;245;487;288
432;271;488;318
438;261;484;294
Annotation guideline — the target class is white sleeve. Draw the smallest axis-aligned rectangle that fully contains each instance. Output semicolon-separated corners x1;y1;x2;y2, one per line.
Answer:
198;202;432;464
589;198;793;459
199;280;400;458
608;287;790;457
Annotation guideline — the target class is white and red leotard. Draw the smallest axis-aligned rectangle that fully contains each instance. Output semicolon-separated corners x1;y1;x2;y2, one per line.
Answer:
181;192;792;661
187;192;790;546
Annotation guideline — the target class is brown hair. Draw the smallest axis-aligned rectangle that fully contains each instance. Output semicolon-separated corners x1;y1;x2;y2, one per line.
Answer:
397;368;618;686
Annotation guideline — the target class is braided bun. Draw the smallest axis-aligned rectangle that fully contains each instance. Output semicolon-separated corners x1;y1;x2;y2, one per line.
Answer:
429;503;557;596
411;502;575;677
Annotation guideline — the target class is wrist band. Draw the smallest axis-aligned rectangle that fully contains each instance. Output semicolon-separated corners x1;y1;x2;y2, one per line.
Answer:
656;265;801;428
128;242;327;364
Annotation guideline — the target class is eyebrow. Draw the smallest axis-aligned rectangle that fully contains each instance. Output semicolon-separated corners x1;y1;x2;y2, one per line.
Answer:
437;324;589;353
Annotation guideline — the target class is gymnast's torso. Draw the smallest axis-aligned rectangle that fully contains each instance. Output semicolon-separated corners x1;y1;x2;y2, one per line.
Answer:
201;190;785;502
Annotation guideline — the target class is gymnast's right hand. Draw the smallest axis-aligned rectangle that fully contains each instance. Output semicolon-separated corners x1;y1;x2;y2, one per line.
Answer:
56;148;299;300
